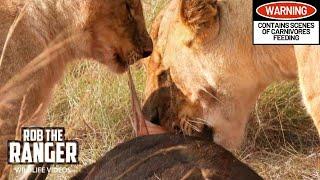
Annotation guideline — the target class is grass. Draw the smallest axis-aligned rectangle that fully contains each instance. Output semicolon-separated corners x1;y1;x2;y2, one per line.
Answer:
46;62;146;178
46;1;319;179
242;82;320;179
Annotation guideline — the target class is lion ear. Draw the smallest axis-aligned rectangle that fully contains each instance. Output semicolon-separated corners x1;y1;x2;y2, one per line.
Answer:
179;0;219;33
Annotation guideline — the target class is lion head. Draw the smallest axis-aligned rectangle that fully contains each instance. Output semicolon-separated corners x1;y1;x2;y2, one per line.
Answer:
85;0;153;73
142;0;297;150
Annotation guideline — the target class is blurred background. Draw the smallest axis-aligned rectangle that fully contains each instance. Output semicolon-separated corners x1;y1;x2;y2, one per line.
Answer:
46;0;319;179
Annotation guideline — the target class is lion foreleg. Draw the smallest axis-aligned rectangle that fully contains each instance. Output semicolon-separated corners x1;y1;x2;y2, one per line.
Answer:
0;83;50;177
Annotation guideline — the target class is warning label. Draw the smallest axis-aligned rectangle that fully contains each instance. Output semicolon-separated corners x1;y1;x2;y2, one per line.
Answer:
253;1;320;45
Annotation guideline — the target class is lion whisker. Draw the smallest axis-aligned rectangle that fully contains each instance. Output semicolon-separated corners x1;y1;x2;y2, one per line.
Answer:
195;117;209;124
200;87;223;104
184;118;201;132
187;119;207;125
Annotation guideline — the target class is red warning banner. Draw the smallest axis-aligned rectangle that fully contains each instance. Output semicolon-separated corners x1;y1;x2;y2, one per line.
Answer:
253;0;320;44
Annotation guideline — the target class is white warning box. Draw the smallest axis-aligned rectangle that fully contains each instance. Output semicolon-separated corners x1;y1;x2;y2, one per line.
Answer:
254;21;319;44
253;1;320;45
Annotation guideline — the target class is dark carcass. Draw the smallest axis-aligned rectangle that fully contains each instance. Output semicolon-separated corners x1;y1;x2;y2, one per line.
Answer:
72;134;262;180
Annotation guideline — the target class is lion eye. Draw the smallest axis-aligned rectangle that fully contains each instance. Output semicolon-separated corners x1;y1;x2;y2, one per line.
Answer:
125;2;134;22
125;2;131;12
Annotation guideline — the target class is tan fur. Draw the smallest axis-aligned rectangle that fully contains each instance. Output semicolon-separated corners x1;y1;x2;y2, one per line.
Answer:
0;0;152;176
143;60;204;136
295;46;320;136
143;0;299;150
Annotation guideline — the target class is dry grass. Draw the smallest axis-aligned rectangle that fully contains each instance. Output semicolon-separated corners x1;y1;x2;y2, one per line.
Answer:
41;1;319;179
242;82;320;179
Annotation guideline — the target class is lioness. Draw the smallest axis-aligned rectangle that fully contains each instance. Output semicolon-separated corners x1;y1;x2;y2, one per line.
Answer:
0;0;152;175
295;46;320;136
142;0;316;150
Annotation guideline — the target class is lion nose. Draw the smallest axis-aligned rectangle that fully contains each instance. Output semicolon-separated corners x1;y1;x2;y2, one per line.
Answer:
142;50;152;58
142;37;153;58
148;109;160;125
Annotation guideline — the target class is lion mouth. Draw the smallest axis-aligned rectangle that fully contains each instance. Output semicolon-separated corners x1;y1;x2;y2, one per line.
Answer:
127;50;143;65
100;47;128;73
114;53;128;68
104;49;142;73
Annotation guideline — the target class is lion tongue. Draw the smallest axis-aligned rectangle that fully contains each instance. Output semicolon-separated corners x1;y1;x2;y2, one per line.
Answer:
127;68;166;136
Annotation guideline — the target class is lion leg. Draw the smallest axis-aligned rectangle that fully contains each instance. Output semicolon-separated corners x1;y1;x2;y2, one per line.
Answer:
295;45;320;137
0;101;20;178
0;82;51;177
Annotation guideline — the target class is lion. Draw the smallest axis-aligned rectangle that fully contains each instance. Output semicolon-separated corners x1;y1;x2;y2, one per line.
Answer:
141;0;317;150
295;46;320;136
0;0;152;176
